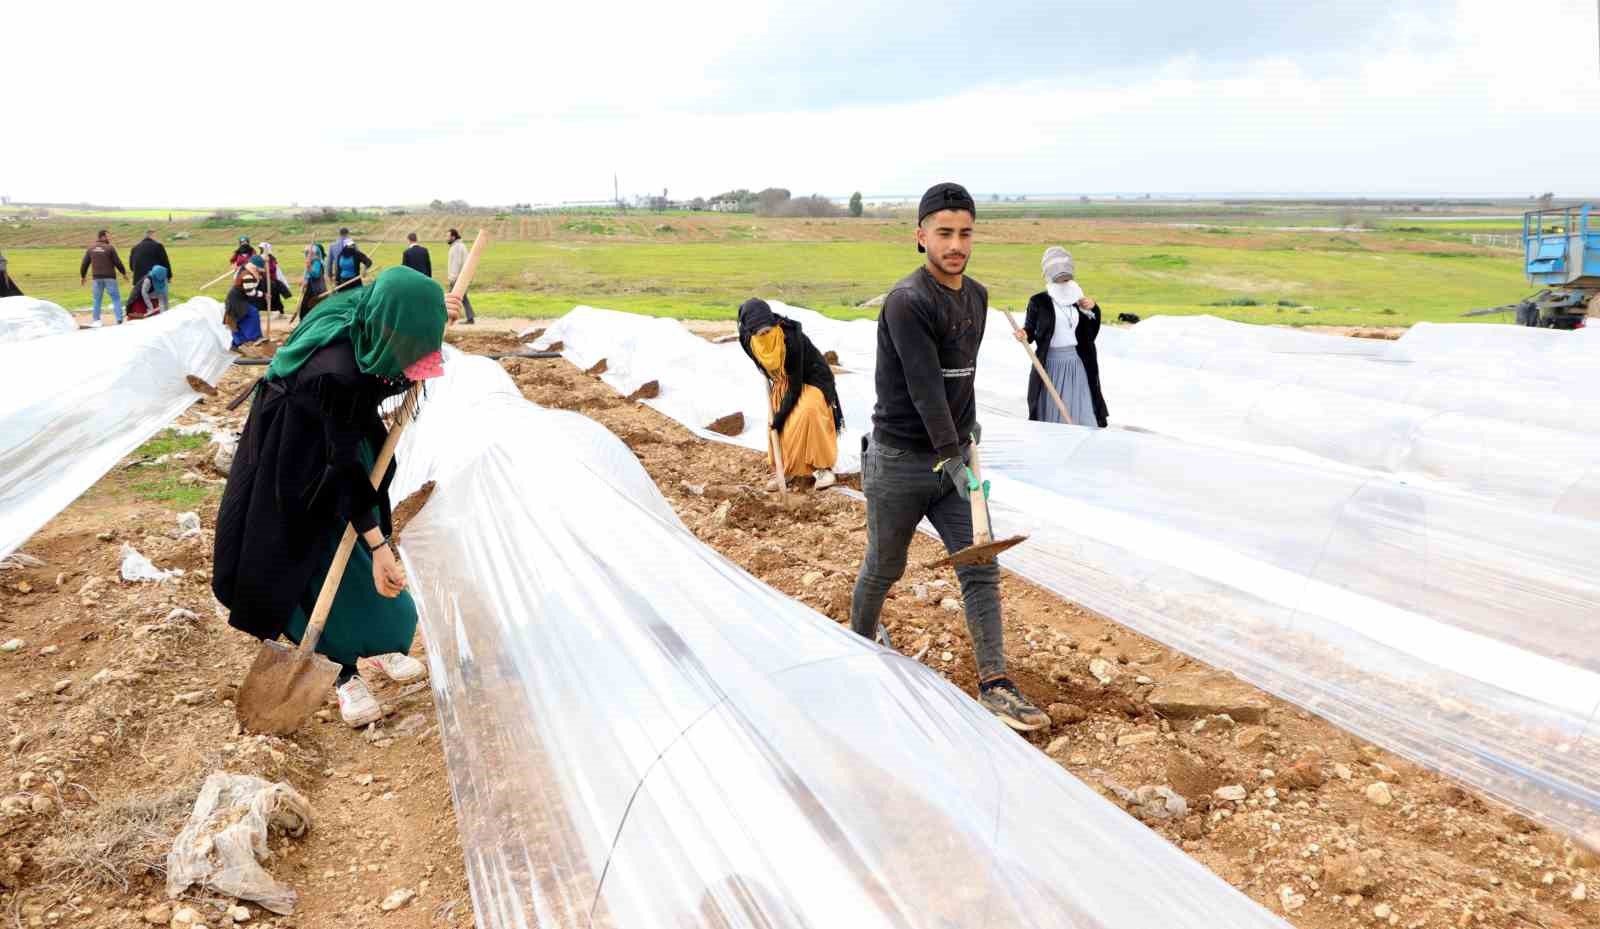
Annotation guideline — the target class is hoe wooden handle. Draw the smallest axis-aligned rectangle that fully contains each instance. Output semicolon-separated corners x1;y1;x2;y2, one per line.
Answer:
1003;309;1073;425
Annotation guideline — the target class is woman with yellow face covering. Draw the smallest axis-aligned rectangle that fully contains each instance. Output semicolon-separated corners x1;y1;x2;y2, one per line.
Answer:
736;298;844;490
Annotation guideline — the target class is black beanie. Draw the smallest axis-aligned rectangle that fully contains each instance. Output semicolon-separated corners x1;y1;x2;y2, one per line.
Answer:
917;182;976;253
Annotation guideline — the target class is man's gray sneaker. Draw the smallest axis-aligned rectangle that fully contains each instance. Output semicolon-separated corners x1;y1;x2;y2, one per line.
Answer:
979;679;1050;732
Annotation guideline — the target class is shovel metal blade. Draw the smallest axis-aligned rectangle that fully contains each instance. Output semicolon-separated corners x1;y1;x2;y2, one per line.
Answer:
929;534;1029;569
235;639;341;735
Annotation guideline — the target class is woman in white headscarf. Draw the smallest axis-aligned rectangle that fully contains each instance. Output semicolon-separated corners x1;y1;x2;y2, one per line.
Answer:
1015;246;1108;427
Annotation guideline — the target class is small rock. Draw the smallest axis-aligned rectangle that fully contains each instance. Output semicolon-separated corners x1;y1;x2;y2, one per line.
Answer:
380;888;416;912
938;597;961;613
13;582;30;594
173;691;207;706
711;501;732;525
39;646;58;656
1276;753;1326;790
1373;903;1392;920
50;680;70;695
1233;727;1272;751
1116;730;1159;747
799;571;823;587
172;905;201;925
1047;702;1087;725
1147;682;1268;723
228;905;251;922
1068;753;1089;766
1365;782;1394;807
0;640;23;653
1134;675;1154;685
1088;658;1115;685
29;795;51;815
1278;885;1306;913
1369;762;1402;783
1323;851;1383;894
939;650;954;662
141;902;171;924
1214;785;1248;802
354;773;374;786
1045;736;1071;757
1332;762;1353;781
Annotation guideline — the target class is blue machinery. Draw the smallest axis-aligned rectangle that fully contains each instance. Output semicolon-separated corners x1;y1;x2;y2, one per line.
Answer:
1517;203;1599;328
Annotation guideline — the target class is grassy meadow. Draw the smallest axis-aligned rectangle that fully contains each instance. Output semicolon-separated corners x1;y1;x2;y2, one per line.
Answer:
0;203;1538;327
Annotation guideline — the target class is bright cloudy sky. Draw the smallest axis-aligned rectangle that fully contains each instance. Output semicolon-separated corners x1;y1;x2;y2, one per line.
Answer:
6;0;1597;207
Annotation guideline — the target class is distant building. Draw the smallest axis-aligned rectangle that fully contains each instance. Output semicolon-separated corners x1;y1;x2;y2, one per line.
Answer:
710;199;742;212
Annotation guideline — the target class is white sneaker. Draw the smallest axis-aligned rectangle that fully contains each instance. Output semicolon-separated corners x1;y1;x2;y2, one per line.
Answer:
813;468;836;489
362;652;426;684
766;476;785;493
336;677;382;727
88;320;103;329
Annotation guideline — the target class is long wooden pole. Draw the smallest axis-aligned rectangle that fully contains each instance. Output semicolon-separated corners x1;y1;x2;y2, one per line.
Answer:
1002;309;1073;425
768;428;789;504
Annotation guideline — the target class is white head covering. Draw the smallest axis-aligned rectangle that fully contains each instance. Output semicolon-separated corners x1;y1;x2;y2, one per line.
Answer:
1041;246;1074;283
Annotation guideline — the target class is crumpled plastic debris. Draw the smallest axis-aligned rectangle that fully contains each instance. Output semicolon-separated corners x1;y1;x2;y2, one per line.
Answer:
120;543;184;583
166;772;313;914
173;512;202;540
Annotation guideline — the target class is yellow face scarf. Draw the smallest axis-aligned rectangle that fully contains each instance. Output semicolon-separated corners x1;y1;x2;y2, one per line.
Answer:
751;326;786;379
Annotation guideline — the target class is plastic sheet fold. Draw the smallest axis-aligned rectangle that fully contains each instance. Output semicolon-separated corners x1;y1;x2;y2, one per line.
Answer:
0;298;233;559
390;349;1292;929
0;296;77;343
533;306;1600;843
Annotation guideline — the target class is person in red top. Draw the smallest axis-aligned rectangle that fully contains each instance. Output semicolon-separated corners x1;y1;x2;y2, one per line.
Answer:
79;230;128;327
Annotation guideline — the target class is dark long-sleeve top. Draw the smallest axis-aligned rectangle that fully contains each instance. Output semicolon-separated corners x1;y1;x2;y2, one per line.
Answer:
212;340;402;641
80;242;127;279
870;266;985;460
737;316;844;433
1021;291;1110;427
401;245;432;278
129;237;172;283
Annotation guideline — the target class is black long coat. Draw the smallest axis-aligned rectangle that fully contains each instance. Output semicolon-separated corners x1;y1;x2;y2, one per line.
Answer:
1022;291;1109;427
737;317;844;432
212;341;400;642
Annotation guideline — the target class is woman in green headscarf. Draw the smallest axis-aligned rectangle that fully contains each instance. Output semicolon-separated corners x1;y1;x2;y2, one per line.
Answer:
213;267;462;727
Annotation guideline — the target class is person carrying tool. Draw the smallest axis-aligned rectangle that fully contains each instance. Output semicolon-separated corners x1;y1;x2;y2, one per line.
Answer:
331;237;373;291
232;236;256;267
1016;246;1109;427
446;228;476;324
302;241;328;300
127;265;170;319
223;258;289;348
213;267;464;727
849;182;1049;732
737;297;843;490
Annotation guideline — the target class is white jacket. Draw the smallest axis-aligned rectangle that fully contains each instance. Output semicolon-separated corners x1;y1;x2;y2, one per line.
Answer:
447;239;468;281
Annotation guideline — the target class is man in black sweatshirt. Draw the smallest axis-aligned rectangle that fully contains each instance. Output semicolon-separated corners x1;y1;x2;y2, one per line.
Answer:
850;181;1048;732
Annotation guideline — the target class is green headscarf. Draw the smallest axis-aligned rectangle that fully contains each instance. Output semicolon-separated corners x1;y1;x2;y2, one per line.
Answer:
267;267;447;382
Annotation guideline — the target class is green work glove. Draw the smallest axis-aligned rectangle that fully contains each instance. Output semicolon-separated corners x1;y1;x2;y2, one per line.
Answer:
937;457;980;501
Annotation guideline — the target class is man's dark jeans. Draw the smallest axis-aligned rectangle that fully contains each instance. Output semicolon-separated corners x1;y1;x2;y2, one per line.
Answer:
850;438;1006;682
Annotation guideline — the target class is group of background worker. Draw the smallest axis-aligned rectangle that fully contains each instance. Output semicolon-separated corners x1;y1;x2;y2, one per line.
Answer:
736;181;1109;733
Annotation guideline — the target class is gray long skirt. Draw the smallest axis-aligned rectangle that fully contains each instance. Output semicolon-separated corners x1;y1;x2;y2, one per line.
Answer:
1035;351;1097;426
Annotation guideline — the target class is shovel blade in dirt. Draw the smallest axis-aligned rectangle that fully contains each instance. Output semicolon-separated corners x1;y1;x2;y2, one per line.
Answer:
235;638;341;735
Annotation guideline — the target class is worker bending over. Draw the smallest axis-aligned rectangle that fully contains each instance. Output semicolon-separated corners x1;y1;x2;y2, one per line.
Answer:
737;298;844;490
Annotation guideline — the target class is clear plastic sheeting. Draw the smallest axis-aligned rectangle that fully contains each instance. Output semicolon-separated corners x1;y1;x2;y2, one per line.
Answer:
532;305;1600;843
389;351;1291;929
0;296;77;343
0;297;232;559
1390;321;1600;385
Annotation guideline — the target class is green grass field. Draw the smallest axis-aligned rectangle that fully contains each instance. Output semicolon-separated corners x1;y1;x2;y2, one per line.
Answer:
0;207;1536;327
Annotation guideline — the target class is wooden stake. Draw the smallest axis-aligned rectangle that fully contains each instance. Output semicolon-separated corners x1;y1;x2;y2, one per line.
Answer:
1002;309;1072;425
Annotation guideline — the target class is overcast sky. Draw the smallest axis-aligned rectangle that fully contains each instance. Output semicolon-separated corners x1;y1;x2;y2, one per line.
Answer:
6;0;1597;207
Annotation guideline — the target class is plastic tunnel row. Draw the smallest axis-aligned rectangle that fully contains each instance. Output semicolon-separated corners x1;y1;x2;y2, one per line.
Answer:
0;296;78;344
387;348;1295;929
530;306;1600;845
0;297;234;560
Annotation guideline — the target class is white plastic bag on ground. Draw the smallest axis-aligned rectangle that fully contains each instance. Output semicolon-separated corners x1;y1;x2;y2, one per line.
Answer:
174;512;202;539
120;543;183;583
166;772;313;914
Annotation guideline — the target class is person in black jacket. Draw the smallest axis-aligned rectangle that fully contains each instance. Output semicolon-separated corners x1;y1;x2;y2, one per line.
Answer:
1016;246;1109;427
400;233;432;278
736;298;844;490
128;228;173;295
850;181;1049;733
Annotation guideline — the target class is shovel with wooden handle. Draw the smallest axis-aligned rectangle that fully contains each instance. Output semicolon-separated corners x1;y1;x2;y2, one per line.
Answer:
1002;308;1072;424
929;440;1028;568
234;385;420;734
768;427;790;506
234;229;489;735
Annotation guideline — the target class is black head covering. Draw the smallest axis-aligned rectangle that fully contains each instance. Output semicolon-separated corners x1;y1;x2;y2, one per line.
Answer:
916;182;976;253
737;298;779;338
